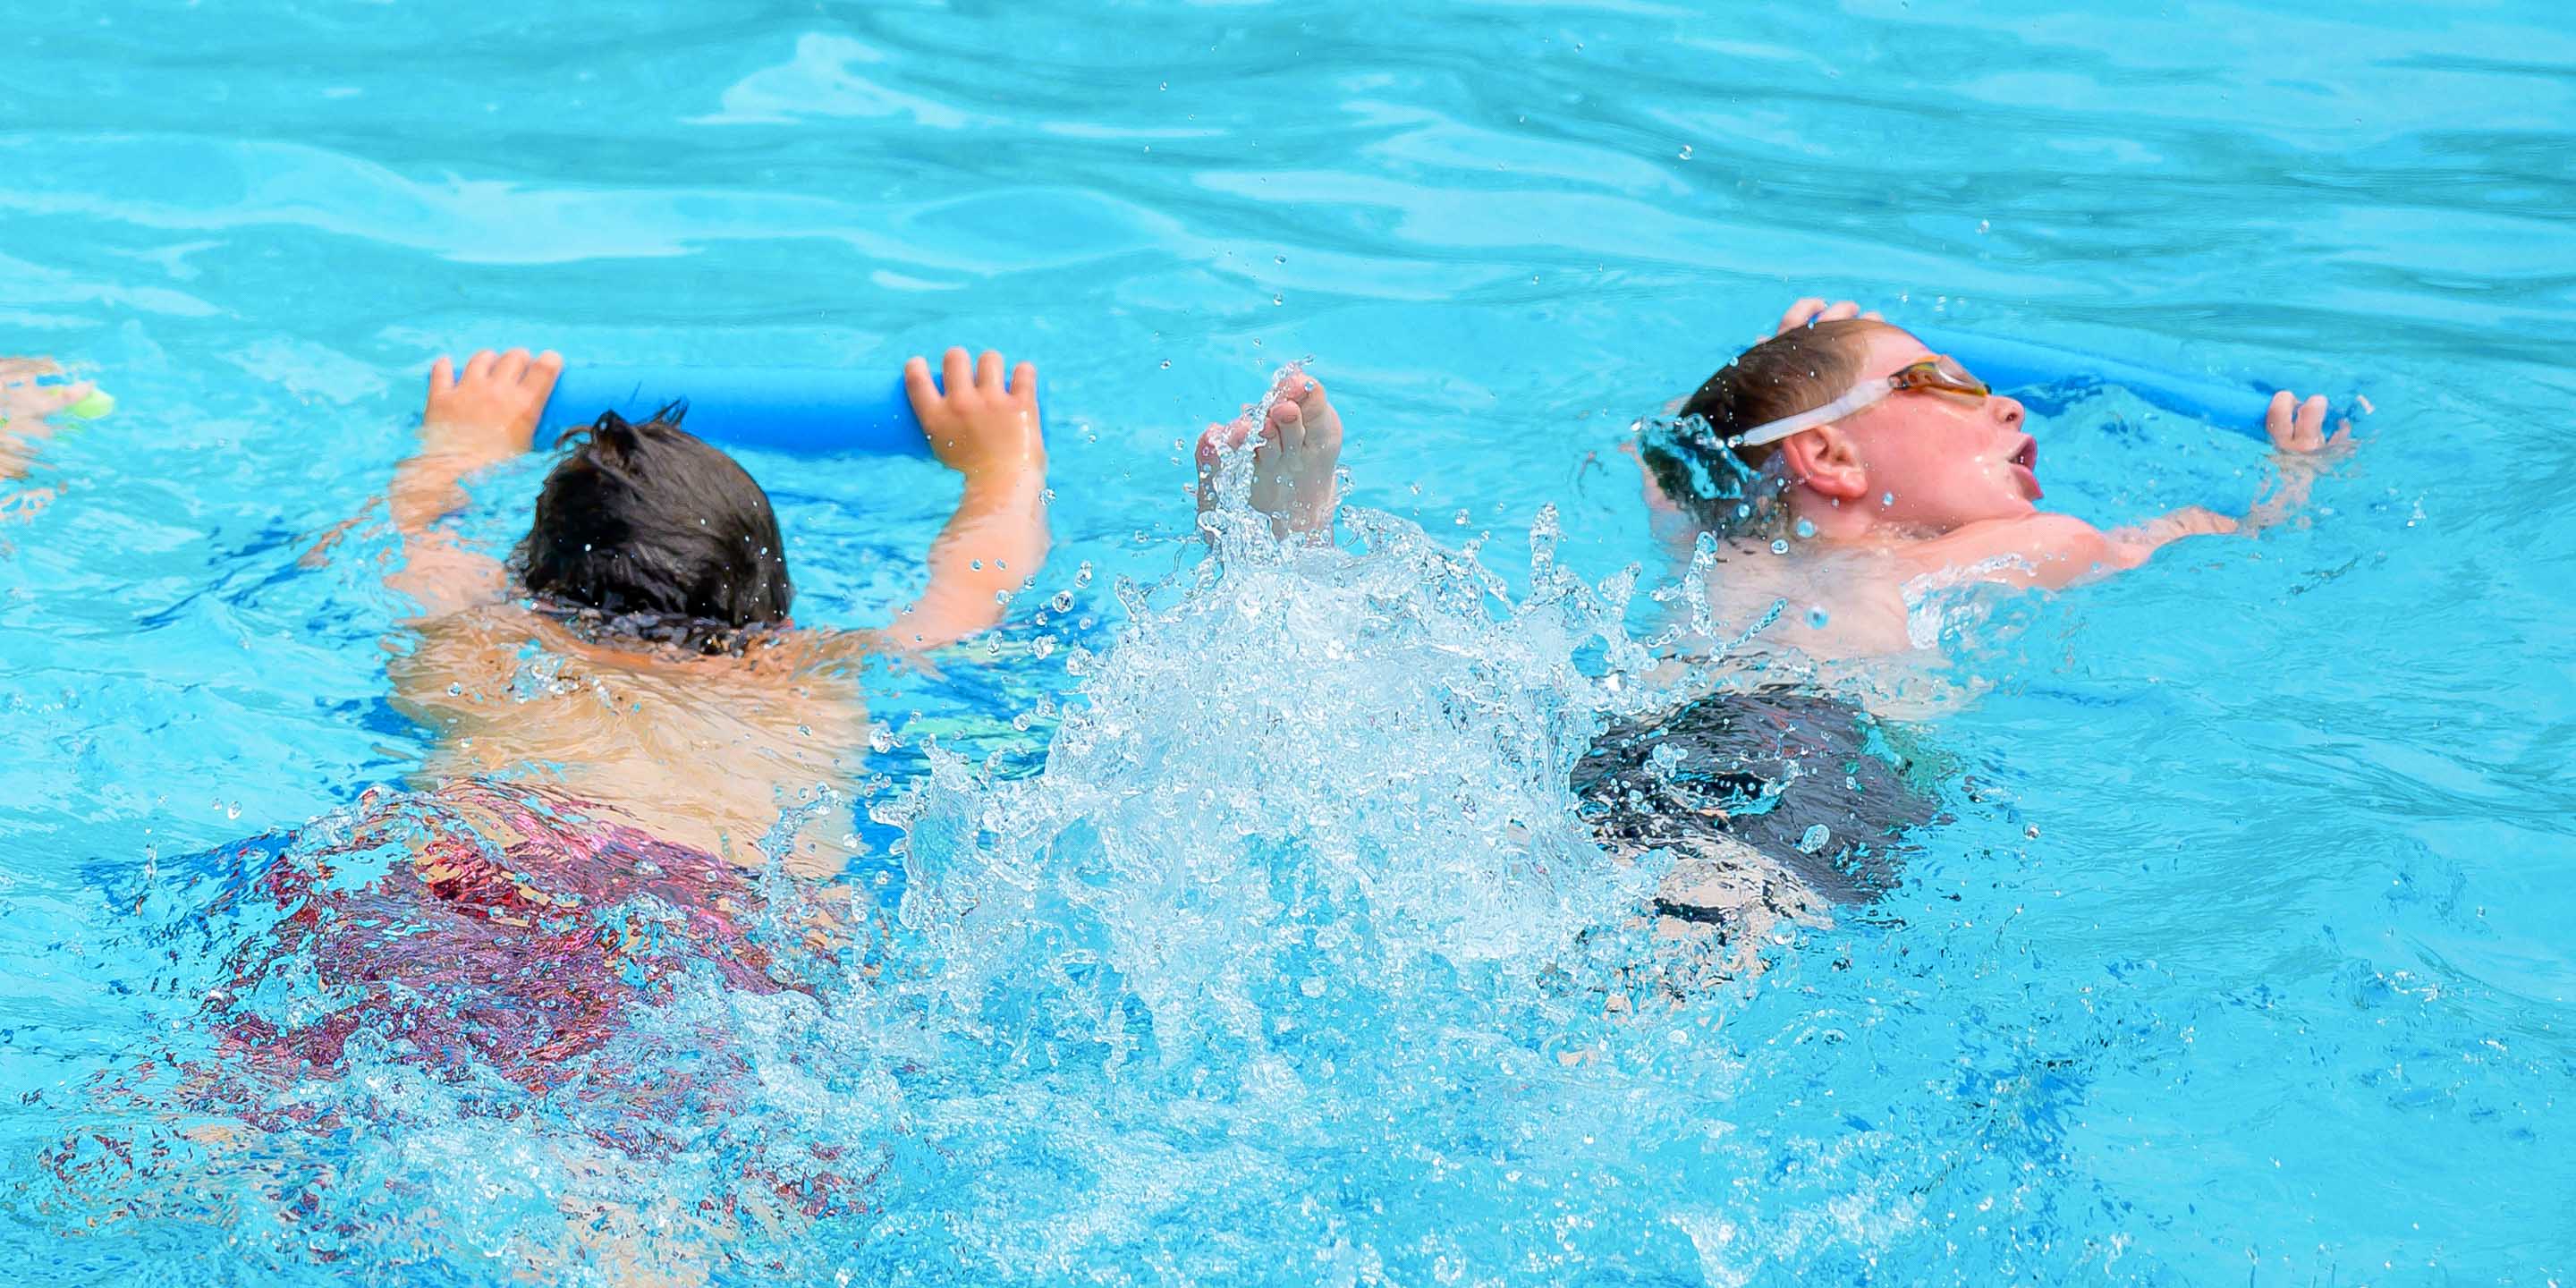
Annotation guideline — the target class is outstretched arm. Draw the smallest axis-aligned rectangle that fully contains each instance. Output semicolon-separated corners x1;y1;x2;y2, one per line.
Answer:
880;347;1048;650
1928;387;2360;588
387;347;563;621
2105;392;2359;550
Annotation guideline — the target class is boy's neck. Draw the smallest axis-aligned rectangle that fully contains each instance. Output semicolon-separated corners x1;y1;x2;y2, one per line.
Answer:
1785;487;1899;543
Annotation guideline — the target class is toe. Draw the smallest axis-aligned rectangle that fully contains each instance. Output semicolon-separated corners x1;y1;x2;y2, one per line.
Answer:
1276;402;1307;455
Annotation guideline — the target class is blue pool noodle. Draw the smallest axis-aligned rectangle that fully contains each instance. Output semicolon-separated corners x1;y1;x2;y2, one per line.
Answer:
538;333;2325;458
539;368;936;457
1904;326;2338;439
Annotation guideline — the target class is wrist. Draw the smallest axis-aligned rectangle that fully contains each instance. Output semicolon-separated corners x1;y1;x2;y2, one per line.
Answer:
957;456;1046;496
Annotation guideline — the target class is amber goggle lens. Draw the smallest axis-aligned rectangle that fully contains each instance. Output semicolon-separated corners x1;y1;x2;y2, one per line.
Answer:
1891;356;1989;400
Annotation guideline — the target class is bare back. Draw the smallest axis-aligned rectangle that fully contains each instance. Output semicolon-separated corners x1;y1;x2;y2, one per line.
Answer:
391;604;870;875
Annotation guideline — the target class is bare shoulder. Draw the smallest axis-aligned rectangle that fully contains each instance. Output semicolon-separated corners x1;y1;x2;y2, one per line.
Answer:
1903;513;2125;588
388;602;538;721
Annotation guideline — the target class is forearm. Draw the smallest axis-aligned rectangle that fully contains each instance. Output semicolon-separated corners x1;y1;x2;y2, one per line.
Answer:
2106;505;2242;562
390;443;501;535
895;469;1050;648
386;431;520;617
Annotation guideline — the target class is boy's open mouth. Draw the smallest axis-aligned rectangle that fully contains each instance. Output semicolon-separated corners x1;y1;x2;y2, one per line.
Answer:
2008;435;2042;498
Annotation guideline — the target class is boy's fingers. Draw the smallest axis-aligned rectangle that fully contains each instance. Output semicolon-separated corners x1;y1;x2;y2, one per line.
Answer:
975;349;1004;392
2297;394;2328;450
39;381;94;413
1009;360;1037;402
2264;390;2295;449
1777;298;1826;335
902;356;939;416
463;350;498;383
1818;300;1861;323
1861;309;1884;322
496;348;531;384
528;350;564;393
429;355;455;394
940;347;973;395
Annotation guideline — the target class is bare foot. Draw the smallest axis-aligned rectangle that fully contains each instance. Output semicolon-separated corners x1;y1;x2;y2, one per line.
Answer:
1196;364;1344;540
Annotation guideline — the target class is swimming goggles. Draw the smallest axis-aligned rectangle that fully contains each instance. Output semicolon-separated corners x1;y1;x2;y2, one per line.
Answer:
1725;355;1990;450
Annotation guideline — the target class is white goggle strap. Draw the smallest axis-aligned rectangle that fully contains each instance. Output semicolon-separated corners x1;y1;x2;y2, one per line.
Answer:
1726;378;1895;451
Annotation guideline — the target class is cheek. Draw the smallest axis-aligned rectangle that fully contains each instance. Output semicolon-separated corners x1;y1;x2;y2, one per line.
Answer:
1864;431;2009;513
1872;435;1966;496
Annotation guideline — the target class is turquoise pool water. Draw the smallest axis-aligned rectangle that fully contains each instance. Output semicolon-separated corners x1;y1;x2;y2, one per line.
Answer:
4;1;2572;1283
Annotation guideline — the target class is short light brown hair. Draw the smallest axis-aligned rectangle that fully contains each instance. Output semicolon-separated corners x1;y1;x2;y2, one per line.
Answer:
1642;318;1892;526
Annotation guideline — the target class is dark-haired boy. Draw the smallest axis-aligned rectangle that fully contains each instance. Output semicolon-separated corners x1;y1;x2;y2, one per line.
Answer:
387;344;1046;869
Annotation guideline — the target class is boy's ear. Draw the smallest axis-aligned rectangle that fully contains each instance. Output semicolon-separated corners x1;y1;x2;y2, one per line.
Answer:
1780;425;1870;502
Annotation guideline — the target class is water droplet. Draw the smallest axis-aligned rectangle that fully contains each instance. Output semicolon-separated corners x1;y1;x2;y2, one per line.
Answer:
1806;606;1829;629
2024;824;2042;839
1880;492;1895;507
1769;538;1790;555
1734;503;1752;520
1798;824;1832;854
1793;518;1817;539
1159;360;1172;369
1275;254;1286;264
970;559;983;571
1978;218;1990;233
1677;144;1693;160
1272;293;1283;306
1454;510;1473;527
868;726;895;753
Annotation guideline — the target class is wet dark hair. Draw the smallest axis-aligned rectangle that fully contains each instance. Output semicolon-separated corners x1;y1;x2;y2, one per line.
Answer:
513;403;792;655
1641;318;1889;530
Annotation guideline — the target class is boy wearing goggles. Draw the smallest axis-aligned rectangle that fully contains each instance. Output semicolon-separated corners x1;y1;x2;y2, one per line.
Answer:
1626;298;2353;656
1188;302;2352;962
1198;300;2349;659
